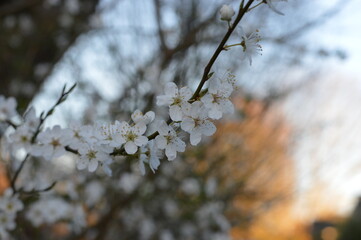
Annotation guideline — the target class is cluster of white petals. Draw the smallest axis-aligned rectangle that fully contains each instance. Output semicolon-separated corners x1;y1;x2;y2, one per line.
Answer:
0;3;290;237
32;125;72;161
155;120;186;160
157;82;192;121
26;197;85;229
0;189;24;238
238;27;262;65
0;1;288;180
2;72;237;176
139;140;162;175
201;77;234;120
181;102;216;146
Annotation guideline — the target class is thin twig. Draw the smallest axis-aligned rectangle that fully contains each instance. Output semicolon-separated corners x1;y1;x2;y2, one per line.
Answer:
6;120;18;129
191;0;255;100
10;155;29;193
142;0;256;144
32;83;77;142
10;84;77;194
20;182;57;195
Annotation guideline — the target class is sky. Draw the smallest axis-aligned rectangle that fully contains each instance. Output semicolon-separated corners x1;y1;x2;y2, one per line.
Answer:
283;0;361;216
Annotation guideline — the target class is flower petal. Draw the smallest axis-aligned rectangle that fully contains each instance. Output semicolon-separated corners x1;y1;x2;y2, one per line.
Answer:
190;133;202;146
131;110;143;123
125;141;138;154
175;138;186;152
201;121;216;136
165;146;176;161
133;123;146;135
88;159;98;172
135;135;148;146
149;156;160;173
77;157;88;170
169;105;183;121
179;86;192;100
155;135;167;149
165;82;178;96
181;117;195;132
157;120;170;135
156;96;173;106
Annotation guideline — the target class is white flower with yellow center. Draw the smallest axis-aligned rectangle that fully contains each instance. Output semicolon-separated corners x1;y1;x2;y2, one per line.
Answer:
77;143;113;172
238;27;262;66
156;82;192;121
155;120;185;160
31;125;72;160
0;189;24;216
181;101;216;146
9;125;33;152
117;121;148;154
201;78;234;120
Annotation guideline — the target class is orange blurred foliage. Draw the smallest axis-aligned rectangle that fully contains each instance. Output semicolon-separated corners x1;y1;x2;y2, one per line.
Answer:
189;97;312;240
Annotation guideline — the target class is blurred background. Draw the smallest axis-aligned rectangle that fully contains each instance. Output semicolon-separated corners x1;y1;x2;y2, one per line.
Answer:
1;0;361;239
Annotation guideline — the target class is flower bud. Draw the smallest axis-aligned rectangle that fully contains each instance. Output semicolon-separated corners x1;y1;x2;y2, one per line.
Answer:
219;5;235;21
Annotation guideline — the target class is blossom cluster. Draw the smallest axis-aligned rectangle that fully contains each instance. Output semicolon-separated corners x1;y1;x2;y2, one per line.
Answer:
0;0;288;178
0;189;23;239
1;74;236;177
26;197;85;232
0;1;289;237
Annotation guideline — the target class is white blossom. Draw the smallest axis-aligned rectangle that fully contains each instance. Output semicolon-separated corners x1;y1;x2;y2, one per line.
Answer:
139;140;162;175
26;202;45;227
77;143;113;172
31;125;72;160
9;125;34;152
67;122;87;149
238;27;262;65
0;189;24;216
23;107;40;132
131;110;155;125
219;5;235;22
26;198;71;226
117;121;148;154
97;122;125;148
67;123;104;150
0;96;17;121
76;124;103;146
155;121;185;160
181;101;216;146
156;82;192;121
0;189;22;239
0;212;15;231
201;77;234;119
